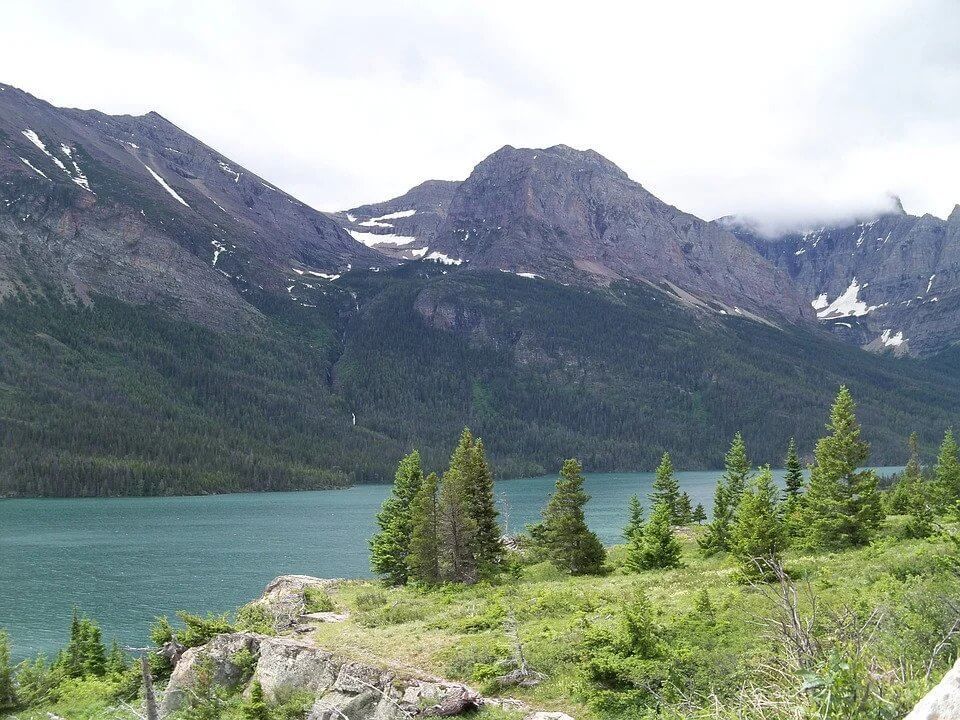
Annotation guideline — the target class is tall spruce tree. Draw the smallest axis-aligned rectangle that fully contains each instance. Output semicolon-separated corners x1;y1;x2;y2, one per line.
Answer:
466;437;502;570
538;459;606;575
408;472;441;585
627;500;682;571
650;453;681;523
370;450;424;585
623;495;645;542
934;429;960;510
437;467;479;584
784;437;804;500
729;467;787;581
677;491;693;524
701;433;753;553
0;630;15;711
692;503;707;525
802;386;883;548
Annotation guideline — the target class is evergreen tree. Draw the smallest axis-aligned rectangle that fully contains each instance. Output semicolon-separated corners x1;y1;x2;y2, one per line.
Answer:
802;386;884;549
691;503;707;525
62;610;106;678
677;491;693;524
627;501;682;571
701;433;753;553
722;432;752;505
904;481;934;539
465;436;502;571
0;630;15;711
888;433;923;515
729;467;787;581
408;472;441;585
105;639;127;675
934;429;960;510
369;451;424;585
538;459;606;575
784;437;804;500
649;452;681;523
437;467;479;583
693;588;715;623
243;680;270;720
622;495;645;542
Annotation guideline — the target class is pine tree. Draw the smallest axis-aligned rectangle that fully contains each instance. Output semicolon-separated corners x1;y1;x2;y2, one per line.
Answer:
437;467;479;583
723;432;752;505
934;429;960;510
888;432;922;515
538;459;606;575
650;452;681;523
105;639;127;675
465;436;502;571
627;501;682;571
701;433;753;553
729;467;787;581
622;495;645;542
784;437;804;500
0;630;16;711
243;680;270;720
802;386;884;549
408;472;441;585
677;491;693;524
691;503;707;524
904;481;934;539
370;451;424;585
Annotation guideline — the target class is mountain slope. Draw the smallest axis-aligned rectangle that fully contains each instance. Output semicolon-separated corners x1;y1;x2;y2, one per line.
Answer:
404;145;814;324
0;82;389;331
723;204;960;356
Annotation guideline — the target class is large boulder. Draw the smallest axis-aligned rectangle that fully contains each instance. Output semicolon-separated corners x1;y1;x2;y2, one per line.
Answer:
254;637;339;700
249;575;341;631
159;633;260;717
905;658;960;719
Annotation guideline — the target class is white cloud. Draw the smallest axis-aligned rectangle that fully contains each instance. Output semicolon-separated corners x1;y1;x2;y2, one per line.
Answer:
1;0;957;228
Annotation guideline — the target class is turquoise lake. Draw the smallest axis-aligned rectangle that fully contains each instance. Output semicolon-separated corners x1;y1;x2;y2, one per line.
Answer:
0;468;902;659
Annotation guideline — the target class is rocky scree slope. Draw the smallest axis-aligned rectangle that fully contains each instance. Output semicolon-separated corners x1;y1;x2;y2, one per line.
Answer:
723;202;960;357
0;82;388;331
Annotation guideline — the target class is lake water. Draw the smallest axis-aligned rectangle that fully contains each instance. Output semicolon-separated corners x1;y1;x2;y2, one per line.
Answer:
0;468;902;659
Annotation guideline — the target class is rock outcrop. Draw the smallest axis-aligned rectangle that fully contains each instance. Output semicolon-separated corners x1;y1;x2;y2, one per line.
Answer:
905;657;960;719
158;576;573;720
246;574;343;632
159;633;260;717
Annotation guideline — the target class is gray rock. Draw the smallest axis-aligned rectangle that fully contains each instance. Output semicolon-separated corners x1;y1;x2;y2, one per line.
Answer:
904;658;960;719
254;636;338;700
725;205;960;356
248;575;341;631
158;633;260;718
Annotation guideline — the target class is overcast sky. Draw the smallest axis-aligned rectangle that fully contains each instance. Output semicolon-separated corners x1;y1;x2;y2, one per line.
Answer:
2;1;957;231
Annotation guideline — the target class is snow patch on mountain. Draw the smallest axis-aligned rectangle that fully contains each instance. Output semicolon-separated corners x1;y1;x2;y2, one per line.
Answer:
142;162;190;207
423;251;463;266
880;329;904;347
359;209;417;228
816;279;877;319
348;229;416;247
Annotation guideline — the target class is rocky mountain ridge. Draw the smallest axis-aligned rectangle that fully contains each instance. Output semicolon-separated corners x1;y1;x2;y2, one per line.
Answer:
722;204;960;356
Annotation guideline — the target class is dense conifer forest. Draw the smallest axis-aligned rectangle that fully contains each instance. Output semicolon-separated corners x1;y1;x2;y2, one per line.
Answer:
2;267;960;497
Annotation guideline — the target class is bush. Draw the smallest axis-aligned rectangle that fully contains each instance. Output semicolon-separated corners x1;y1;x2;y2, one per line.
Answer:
235;603;275;635
303;587;335;613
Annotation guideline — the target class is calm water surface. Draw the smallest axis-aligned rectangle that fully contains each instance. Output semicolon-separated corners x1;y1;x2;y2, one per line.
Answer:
0;468;901;658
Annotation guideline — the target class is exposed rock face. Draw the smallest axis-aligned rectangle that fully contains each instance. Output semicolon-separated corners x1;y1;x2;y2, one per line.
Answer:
159;633;261;717
416;144;813;325
245;574;342;632
724;205;960;356
333;179;460;260
158;576;574;720
0;82;388;331
904;657;960;719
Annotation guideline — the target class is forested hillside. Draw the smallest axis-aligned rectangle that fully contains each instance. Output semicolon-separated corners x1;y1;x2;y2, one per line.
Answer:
2;266;959;497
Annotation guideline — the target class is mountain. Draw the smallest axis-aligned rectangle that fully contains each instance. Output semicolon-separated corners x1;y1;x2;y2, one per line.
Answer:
345;145;813;325
0;82;389;331
722;202;960;356
333;179;459;260
3;83;960;497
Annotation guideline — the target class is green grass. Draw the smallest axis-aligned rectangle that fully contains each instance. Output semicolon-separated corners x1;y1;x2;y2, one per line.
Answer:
309;523;957;719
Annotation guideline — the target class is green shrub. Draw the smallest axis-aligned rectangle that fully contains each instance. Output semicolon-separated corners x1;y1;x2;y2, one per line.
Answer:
303;587;335;613
235;603;275;635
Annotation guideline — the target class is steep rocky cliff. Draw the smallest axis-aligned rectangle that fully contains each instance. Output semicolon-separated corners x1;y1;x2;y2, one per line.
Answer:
724;203;960;356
